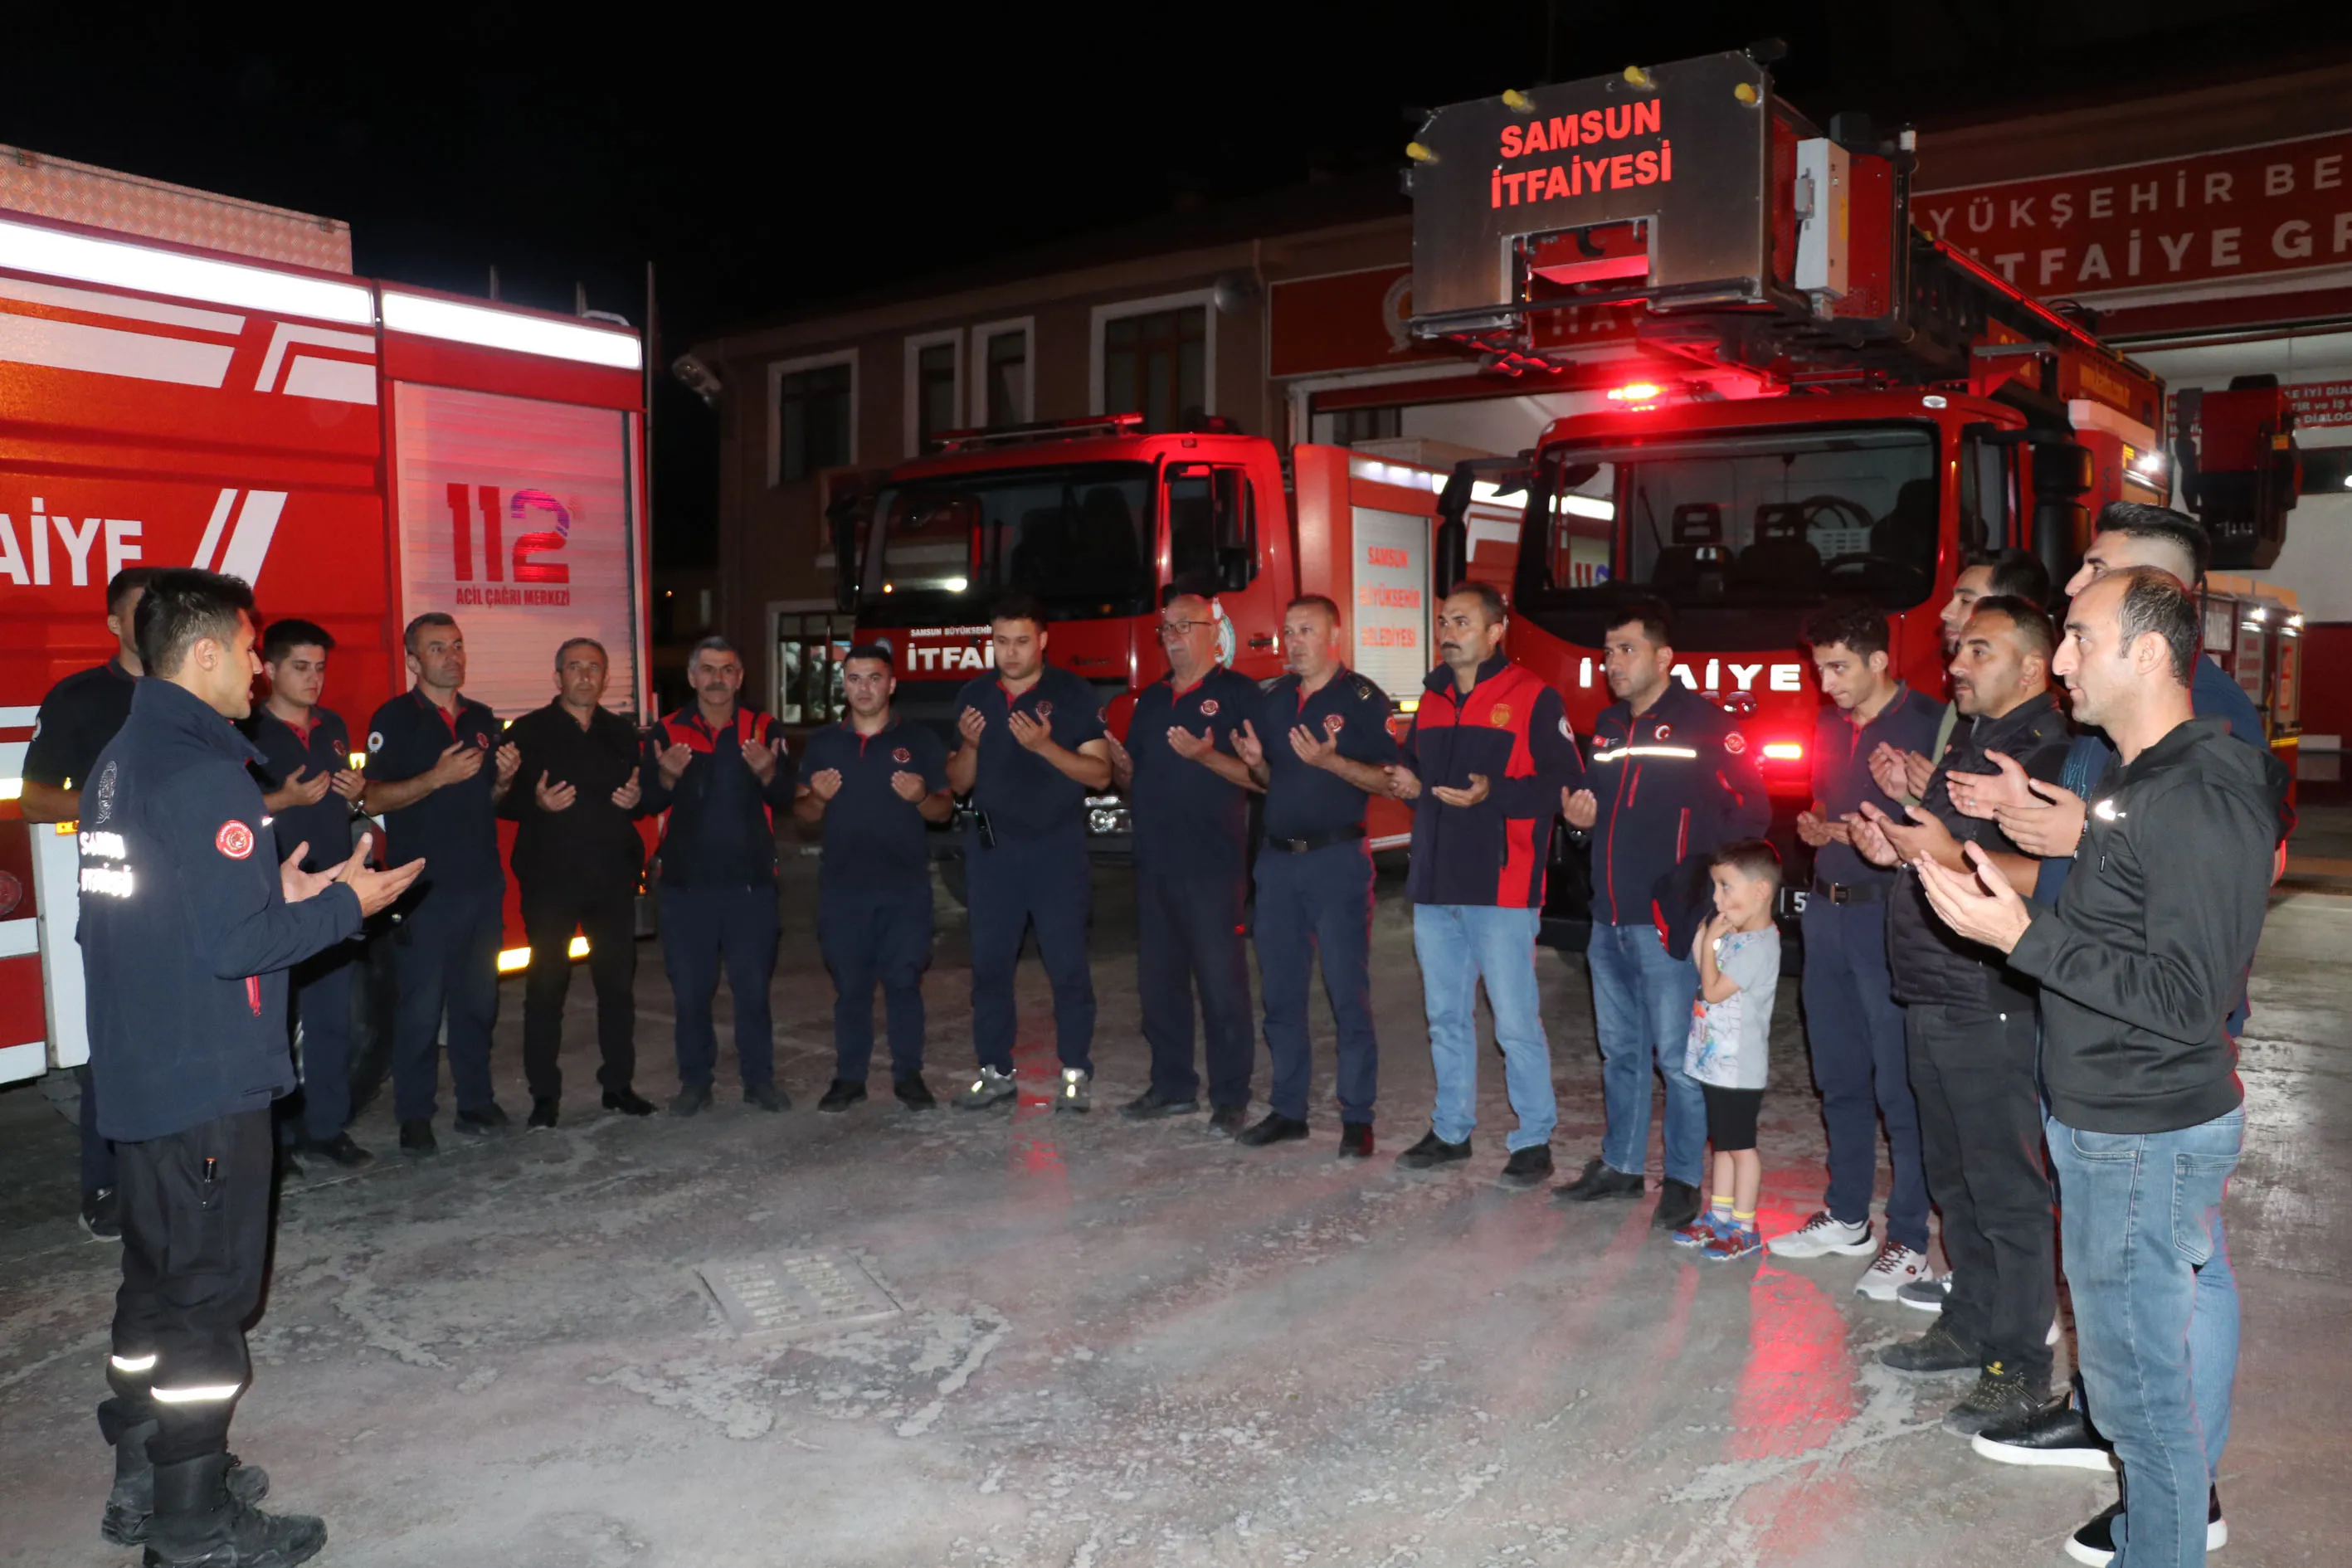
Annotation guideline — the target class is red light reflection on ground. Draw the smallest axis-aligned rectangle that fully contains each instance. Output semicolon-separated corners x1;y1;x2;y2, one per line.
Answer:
1726;1262;1860;1555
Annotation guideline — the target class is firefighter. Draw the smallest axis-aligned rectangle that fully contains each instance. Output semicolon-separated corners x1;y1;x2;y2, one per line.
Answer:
1384;582;1585;1185
641;635;799;1114
80;569;419;1566
1107;577;1263;1132
1230;593;1400;1154
242;618;373;1166
946;592;1115;1112
362;613;522;1155
1553;597;1768;1231
793;644;954;1112
20;564;158;1239
499;637;657;1129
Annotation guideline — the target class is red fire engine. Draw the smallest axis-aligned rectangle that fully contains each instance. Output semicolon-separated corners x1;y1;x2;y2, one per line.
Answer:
1;152;652;1091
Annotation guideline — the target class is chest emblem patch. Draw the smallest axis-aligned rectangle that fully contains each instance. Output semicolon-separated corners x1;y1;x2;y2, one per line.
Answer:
1323;713;1345;736
1723;731;1746;755
1034;700;1054;720
215;821;256;860
1197;699;1219;718
892;747;912;764
1653;723;1673;742
1488;703;1512;729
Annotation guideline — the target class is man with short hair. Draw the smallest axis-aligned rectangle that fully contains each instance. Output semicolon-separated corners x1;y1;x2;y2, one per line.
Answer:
363;614;523;1155
1915;567;2274;1568
82;568;420;1566
1769;601;1942;1298
22;564;159;1239
1109;578;1264;1131
1384;582;1584;1185
946;593;1114;1112
243;620;372;1166
1554;598;1768;1230
1850;596;2071;1437
500;637;656;1129
642;635;799;1115
1876;549;2056;806
795;644;954;1113
1231;594;1402;1153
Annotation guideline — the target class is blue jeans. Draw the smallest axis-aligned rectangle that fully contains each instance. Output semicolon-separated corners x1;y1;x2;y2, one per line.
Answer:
1414;904;1556;1152
2048;1106;2242;1568
1587;921;1704;1187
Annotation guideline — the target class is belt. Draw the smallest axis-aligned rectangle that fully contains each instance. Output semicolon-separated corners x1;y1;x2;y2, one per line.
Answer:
1262;825;1366;855
1811;879;1886;905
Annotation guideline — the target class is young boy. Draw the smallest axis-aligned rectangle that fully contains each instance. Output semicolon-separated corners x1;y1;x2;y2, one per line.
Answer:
1674;840;1784;1261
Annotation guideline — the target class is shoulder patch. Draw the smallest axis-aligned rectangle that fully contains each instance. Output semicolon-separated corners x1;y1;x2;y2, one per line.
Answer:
368;731;385;753
1560;716;1572;739
1723;731;1746;756
215;821;255;860
1355;678;1374;701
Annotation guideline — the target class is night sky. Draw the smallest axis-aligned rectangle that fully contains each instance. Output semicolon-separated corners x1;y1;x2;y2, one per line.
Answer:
12;2;2351;564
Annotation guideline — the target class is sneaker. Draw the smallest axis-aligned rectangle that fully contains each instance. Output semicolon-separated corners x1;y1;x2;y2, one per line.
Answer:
1206;1104;1249;1137
398;1119;438;1157
894;1074;937;1111
1701;1225;1763;1262
526;1098;559;1131
1766;1210;1876;1259
80;1187;123;1241
1854;1242;1932;1301
1234;1112;1308;1147
1941;1360;2047;1436
818;1079;868;1114
298;1132;375;1167
1672;1213;1731;1249
1880;1320;1982;1375
1971;1388;2114;1471
1553;1157;1644;1201
1337;1122;1374;1158
670;1083;713;1118
2064;1487;2225;1565
952;1066;1019;1111
1119;1087;1200;1120
1498;1145;1554;1188
1055;1068;1092;1113
1898;1271;1954;1312
1395;1131;1473;1170
601;1088;656;1117
453;1102;510;1134
746;1081;790;1113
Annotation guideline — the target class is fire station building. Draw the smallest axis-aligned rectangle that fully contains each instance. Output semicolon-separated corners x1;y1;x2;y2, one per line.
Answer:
684;59;2352;752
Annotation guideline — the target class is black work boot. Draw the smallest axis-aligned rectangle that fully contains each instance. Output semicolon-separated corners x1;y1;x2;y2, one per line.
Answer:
144;1452;323;1567
101;1421;270;1546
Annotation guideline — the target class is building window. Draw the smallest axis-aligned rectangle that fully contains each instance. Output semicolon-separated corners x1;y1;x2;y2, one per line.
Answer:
773;360;853;484
1329;406;1402;446
774;611;857;726
1103;305;1206;432
903;332;962;456
979;325;1030;427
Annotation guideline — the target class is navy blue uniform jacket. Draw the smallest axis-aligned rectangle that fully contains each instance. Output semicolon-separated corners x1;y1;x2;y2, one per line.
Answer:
1585;683;1770;958
80;679;363;1143
1400;655;1584;908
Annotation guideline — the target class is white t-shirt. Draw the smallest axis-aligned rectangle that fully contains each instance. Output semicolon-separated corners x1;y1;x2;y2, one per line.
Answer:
1684;927;1780;1090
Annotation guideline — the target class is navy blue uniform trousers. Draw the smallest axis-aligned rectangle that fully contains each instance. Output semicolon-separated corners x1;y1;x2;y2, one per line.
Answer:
1138;869;1253;1108
1253;842;1378;1124
966;832;1094;1075
391;882;504;1123
660;885;780;1089
290;943;359;1142
819;882;932;1080
1799;897;1931;1254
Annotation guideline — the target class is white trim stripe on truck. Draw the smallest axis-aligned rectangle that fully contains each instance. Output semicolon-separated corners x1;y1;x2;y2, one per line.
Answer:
381;290;642;370
0;274;246;334
0;310;236;388
189;489;289;584
0;707;37;728
253;323;376;393
0;918;35;959
0;1042;43;1083
0;215;373;325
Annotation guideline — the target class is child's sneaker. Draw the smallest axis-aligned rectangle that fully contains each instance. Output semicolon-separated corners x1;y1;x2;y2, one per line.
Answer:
1671;1213;1728;1249
1702;1225;1764;1262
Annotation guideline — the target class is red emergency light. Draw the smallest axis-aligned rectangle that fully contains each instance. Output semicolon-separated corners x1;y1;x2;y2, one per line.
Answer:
1761;741;1804;762
1606;381;1663;405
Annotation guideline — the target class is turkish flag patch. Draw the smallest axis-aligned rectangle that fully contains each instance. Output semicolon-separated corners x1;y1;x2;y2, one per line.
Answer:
215;821;256;860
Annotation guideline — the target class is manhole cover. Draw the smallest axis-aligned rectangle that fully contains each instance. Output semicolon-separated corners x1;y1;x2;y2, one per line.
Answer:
699;1252;903;1340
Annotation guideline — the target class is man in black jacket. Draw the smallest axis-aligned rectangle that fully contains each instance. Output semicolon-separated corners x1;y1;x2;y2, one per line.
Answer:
501;638;656;1128
1919;567;2272;1568
1851;596;2071;1436
80;570;419;1566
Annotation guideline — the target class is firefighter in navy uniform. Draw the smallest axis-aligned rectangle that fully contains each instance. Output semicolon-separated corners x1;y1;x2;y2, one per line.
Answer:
793;644;955;1113
1231;594;1401;1155
1107;578;1264;1132
1553;597;1768;1231
80;570;420;1566
241;619;373;1166
640;635;800;1114
361;613;522;1156
20;564;158;1239
946;592;1116;1112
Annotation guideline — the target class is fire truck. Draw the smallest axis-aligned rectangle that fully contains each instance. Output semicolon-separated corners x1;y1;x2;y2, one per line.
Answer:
1;151;652;1095
836;46;2302;930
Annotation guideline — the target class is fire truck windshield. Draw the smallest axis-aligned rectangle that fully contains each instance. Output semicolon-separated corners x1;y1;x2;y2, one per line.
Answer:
1528;423;1941;614
855;462;1156;626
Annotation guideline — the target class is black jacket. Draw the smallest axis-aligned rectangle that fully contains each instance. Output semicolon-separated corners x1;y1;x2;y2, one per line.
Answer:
2009;717;2272;1133
1886;690;2072;1010
501;700;649;889
79;679;363;1143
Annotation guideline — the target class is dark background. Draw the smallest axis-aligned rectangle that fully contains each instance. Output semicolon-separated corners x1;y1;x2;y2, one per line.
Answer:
12;2;2352;567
